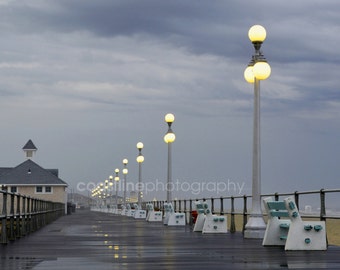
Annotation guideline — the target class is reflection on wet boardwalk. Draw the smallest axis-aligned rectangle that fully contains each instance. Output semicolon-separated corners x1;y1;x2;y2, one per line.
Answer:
1;209;340;269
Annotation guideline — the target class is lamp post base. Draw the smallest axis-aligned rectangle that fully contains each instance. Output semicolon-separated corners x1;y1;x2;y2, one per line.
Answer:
244;215;266;239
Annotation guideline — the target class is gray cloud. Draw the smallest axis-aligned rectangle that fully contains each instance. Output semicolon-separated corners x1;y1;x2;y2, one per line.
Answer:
0;0;339;201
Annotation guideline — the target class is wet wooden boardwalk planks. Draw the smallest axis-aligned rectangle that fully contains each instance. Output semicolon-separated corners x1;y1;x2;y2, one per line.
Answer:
1;209;340;269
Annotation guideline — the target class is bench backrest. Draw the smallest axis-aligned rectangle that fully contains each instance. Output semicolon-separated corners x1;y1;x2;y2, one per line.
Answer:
146;203;154;211
263;197;289;218
194;201;205;214
164;203;174;213
202;202;212;215
266;201;290;218
263;196;301;221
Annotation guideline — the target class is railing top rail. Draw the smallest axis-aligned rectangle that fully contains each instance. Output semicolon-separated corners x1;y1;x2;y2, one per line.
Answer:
162;188;340;202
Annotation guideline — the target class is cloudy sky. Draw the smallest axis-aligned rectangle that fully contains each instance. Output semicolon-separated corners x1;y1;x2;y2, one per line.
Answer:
0;0;339;202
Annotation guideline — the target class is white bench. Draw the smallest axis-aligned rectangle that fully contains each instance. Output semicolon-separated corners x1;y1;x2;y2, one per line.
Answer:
262;196;327;250
126;204;135;217
163;203;185;226
120;205;127;216
146;203;162;222
201;201;227;234
133;204;146;219
193;201;206;232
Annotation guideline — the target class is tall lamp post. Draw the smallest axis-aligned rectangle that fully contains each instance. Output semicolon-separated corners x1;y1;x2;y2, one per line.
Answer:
243;25;271;238
109;175;113;206
114;168;120;207
164;113;176;203
136;142;144;206
104;179;109;208
122;158;128;206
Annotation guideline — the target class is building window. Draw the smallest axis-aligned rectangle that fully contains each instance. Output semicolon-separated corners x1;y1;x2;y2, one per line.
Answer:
10;186;17;193
35;186;53;194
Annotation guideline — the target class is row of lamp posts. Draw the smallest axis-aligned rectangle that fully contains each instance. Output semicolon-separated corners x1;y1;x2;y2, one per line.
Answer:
91;25;270;239
91;113;175;209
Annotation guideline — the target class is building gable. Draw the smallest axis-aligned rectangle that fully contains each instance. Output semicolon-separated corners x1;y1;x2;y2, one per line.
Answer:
0;159;67;186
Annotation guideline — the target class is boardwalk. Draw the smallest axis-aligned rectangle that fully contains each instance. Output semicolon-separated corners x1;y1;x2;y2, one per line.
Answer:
1;209;340;269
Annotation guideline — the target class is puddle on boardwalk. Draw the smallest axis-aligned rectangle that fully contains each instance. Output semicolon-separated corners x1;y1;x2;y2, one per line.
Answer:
0;257;121;270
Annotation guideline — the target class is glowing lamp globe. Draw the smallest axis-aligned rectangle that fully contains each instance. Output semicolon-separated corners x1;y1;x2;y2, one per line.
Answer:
164;132;176;143
253;61;271;80
248;25;266;43
136;142;144;150
136;155;144;163
165;113;175;123
244;66;255;83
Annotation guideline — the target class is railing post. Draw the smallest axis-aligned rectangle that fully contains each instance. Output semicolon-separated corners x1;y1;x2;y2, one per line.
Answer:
16;194;21;238
230;196;236;233
21;195;26;237
189;199;193;226
211;198;215;214
27;197;31;234
242;195;247;234
183;199;187;223
294;191;299;210
220;197;224;215
178;199;182;213
9;192;16;241
1;185;8;244
320;189;326;221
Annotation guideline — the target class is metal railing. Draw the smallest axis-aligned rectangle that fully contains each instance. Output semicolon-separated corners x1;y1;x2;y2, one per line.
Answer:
0;186;65;244
145;188;340;233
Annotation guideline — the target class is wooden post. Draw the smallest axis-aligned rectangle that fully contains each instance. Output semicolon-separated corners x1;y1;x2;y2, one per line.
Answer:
211;198;215;214
21;195;26;236
230;196;236;233
9;192;15;240
294;191;299;210
16;194;21;238
320;189;326;221
242;195;248;234
1;186;8;244
220;197;224;215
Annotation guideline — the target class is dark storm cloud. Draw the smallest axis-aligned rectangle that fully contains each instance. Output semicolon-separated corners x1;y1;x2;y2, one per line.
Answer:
0;0;339;198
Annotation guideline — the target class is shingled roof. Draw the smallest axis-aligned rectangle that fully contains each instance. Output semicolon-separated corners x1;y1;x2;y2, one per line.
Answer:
0;159;67;186
22;139;37;150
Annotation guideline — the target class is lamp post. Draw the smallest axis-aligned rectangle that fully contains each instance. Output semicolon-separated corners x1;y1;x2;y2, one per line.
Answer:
114;169;120;207
104;179;109;209
243;25;271;239
136;142;144;207
109;175;113;207
99;183;104;207
164;113;176;203
122;158;128;206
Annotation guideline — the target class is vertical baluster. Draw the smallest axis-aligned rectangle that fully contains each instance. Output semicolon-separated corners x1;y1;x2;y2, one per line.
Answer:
16;194;21;238
9;192;15;240
189;199;193;225
230;196;236;233
320;189;326;221
211;198;215;214
242;195;247;234
294;191;299;210
21;196;26;236
1;186;8;244
220;197;224;215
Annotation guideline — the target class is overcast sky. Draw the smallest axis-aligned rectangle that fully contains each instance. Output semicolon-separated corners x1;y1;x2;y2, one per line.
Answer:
0;0;339;202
